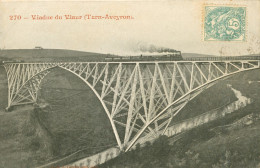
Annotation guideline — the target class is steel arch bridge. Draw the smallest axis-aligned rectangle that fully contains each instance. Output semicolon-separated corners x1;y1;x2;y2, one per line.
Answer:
3;60;260;151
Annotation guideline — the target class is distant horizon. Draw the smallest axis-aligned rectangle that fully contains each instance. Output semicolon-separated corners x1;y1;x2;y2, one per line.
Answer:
1;48;259;57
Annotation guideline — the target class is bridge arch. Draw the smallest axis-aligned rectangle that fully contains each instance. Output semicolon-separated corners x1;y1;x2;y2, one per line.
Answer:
3;63;57;108
3;60;260;152
3;63;123;149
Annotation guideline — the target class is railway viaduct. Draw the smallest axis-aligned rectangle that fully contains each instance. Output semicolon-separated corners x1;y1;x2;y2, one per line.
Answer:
3;59;260;152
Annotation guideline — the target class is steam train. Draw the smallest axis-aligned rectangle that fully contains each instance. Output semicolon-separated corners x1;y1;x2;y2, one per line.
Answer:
105;51;183;62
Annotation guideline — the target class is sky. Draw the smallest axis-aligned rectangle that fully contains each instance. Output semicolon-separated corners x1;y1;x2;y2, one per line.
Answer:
0;0;260;56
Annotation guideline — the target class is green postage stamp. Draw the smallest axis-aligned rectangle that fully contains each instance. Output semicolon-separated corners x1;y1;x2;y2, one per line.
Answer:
204;6;246;41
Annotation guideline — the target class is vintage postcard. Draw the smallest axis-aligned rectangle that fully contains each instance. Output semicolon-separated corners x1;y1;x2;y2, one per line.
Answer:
0;0;260;168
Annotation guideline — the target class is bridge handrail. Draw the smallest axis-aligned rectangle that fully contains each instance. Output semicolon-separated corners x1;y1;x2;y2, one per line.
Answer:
1;55;260;64
184;55;260;61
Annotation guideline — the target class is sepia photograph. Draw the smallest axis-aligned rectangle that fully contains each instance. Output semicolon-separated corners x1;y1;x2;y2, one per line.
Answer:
0;0;260;167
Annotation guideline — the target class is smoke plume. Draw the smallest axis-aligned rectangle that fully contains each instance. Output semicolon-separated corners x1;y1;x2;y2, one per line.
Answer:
137;42;177;53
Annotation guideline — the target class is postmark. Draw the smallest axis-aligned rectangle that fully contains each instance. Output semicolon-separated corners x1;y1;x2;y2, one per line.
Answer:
218;32;260;56
203;5;246;41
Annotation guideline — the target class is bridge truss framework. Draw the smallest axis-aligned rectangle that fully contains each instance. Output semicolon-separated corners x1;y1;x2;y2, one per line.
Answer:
3;60;260;151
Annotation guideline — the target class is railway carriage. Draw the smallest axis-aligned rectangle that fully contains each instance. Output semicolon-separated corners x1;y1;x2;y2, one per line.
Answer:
105;51;183;62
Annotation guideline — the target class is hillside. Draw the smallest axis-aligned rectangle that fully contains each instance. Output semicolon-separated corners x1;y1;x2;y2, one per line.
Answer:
0;49;108;62
1;49;258;63
0;49;217;62
101;117;260;168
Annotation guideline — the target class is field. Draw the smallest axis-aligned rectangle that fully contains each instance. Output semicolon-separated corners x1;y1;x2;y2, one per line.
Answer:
0;49;108;62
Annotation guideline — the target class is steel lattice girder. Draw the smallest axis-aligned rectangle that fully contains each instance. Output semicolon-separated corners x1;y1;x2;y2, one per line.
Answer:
3;60;260;151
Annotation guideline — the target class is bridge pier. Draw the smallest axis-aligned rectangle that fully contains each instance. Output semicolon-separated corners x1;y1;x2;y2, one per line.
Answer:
5;102;36;112
5;106;12;112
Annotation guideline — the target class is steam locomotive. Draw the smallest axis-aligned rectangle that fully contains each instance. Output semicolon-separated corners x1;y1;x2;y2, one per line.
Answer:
105;51;183;62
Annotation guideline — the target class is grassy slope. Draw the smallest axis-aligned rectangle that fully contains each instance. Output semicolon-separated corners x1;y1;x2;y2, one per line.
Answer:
172;68;260;123
171;80;237;123
38;68;117;164
191;119;260;168
100;120;260;168
0;106;34;168
0;66;8;111
190;69;260;168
